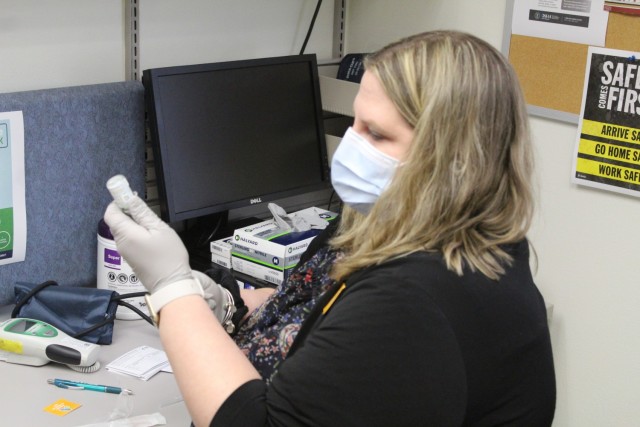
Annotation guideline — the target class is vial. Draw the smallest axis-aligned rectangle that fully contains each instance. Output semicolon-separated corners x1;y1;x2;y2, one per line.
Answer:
106;174;135;211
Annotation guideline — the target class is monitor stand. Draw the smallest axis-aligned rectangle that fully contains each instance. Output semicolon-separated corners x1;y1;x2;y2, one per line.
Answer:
180;211;230;254
180;211;261;273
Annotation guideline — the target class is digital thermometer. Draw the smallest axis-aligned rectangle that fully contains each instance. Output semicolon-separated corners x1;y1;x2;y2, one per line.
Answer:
0;318;101;371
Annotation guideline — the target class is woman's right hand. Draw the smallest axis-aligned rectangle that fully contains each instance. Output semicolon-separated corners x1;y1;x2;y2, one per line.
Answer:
103;195;194;295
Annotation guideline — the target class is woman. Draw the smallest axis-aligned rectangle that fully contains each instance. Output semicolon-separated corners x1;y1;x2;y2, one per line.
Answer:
105;30;555;426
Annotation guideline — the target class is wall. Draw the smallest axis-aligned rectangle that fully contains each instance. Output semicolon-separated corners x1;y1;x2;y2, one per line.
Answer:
344;1;640;426
0;0;125;93
139;0;336;71
0;0;336;94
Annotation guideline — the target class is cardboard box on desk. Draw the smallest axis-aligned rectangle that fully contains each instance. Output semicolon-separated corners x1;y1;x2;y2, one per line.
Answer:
231;207;338;286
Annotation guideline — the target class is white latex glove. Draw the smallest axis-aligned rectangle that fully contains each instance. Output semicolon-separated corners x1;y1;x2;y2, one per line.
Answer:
103;195;193;295
192;270;231;324
104;195;236;329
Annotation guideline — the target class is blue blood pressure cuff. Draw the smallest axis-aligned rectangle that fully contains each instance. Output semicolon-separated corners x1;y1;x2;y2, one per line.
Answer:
12;281;152;344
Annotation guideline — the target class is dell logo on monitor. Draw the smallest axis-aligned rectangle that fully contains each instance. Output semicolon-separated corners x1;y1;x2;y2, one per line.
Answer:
250;197;262;205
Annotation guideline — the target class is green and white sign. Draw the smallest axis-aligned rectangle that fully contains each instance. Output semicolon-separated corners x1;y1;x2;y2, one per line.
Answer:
0;111;26;265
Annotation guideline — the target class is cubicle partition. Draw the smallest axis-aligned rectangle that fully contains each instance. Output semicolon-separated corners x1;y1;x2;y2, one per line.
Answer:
0;81;146;306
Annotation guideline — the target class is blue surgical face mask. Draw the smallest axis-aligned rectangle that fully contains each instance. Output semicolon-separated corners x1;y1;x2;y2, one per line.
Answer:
331;127;400;214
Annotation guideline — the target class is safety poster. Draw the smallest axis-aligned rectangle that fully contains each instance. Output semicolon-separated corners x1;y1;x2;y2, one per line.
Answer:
0;111;26;265
572;46;640;197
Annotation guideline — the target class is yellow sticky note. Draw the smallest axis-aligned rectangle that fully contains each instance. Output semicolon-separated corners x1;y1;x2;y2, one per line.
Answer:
44;398;82;416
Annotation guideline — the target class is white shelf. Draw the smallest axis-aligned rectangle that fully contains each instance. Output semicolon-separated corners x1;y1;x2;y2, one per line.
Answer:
319;75;358;117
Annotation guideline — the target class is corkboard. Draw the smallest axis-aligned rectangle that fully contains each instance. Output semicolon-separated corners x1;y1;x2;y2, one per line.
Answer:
507;11;640;122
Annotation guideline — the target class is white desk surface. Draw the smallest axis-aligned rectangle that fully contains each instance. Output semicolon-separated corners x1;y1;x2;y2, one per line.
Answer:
0;305;191;427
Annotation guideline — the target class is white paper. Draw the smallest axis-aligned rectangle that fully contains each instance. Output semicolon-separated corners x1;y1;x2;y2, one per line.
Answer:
74;412;167;427
512;0;609;46
0;111;26;266
106;346;171;381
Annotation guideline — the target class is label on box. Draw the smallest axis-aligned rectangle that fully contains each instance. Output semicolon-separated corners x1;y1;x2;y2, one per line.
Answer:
211;253;231;269
210;236;233;257
232;256;285;286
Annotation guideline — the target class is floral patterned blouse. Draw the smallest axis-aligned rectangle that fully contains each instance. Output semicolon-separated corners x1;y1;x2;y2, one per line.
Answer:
233;234;341;383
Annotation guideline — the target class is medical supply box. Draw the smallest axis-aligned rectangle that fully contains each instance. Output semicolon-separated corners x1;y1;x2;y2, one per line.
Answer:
231;207;338;286
210;236;233;269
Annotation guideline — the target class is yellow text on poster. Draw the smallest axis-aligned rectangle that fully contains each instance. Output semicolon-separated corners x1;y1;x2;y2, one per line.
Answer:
581;119;640;145
577;138;640;164
575;157;640;185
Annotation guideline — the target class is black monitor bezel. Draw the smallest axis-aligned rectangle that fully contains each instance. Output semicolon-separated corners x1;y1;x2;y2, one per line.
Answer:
143;54;330;224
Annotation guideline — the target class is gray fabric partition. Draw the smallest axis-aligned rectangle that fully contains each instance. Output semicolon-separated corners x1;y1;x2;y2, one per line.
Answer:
0;81;146;306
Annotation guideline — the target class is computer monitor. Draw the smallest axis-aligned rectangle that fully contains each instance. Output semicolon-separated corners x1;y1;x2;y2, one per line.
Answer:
143;54;330;242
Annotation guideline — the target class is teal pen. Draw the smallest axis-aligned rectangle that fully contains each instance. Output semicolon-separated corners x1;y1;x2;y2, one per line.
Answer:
48;378;133;395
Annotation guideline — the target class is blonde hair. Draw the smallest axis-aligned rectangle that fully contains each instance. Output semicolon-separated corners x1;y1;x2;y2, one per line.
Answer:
330;30;534;281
